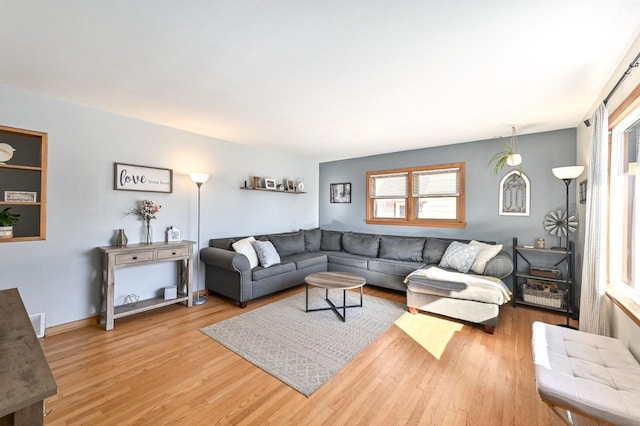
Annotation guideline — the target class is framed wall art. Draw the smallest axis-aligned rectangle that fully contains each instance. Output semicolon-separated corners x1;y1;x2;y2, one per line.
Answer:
330;182;351;203
499;170;530;216
114;163;173;193
579;179;587;204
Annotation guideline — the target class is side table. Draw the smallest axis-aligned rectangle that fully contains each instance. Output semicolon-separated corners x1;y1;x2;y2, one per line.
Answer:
98;241;195;331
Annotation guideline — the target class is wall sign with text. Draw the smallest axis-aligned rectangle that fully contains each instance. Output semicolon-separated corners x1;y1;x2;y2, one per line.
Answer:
114;163;173;193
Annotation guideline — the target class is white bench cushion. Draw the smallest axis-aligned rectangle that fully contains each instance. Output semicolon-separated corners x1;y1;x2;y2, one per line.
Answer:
532;321;640;425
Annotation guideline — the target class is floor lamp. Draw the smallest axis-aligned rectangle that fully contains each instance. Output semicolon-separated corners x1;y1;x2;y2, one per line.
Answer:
551;165;584;328
189;172;209;305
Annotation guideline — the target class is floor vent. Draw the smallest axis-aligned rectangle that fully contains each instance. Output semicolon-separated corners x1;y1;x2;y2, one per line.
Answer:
30;312;46;338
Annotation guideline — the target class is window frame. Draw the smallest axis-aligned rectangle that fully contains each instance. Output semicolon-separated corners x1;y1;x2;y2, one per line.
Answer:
606;83;640;326
365;162;466;228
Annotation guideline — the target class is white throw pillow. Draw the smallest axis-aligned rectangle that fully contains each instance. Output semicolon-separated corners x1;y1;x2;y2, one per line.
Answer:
438;241;480;273
251;240;281;268
232;236;259;269
469;240;503;274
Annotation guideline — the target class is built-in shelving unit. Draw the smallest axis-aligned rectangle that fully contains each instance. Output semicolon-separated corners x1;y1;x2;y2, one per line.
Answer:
240;187;306;194
0;125;48;242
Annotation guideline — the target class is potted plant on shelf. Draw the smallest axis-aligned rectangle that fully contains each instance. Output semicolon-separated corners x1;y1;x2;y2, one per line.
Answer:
0;207;20;239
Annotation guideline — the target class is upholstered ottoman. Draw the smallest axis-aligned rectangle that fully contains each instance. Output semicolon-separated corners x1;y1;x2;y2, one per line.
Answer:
532;321;640;425
405;266;511;334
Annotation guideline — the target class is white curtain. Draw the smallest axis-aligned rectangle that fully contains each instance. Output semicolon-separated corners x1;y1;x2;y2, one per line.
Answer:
579;103;609;335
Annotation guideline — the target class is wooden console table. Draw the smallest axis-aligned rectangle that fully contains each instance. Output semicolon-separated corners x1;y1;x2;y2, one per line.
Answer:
98;241;195;331
0;288;57;425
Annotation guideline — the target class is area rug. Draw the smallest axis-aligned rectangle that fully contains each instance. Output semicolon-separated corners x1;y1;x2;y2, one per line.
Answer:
200;289;406;396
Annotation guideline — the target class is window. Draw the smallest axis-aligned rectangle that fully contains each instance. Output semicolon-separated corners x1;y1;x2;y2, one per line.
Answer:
610;108;639;296
366;163;465;228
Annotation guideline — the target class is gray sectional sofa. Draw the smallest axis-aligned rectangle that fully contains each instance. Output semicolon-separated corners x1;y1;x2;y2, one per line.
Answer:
200;229;513;332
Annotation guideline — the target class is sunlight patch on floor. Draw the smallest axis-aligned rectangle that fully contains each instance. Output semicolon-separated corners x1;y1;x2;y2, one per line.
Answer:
394;312;463;359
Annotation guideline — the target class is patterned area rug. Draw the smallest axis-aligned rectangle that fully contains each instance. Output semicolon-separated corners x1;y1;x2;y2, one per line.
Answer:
200;289;406;396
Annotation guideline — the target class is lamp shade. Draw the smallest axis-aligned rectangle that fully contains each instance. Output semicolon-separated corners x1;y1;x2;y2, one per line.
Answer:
552;166;584;180
189;172;210;184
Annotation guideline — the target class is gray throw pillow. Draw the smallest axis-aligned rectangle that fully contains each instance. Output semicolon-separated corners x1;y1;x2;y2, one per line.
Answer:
302;228;321;252
320;230;343;251
251;240;281;268
439;241;480;273
269;231;305;257
379;236;425;261
342;232;380;257
423;238;451;264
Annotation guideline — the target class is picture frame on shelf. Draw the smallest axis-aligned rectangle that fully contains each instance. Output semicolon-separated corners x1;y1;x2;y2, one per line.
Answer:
286;179;294;191
4;191;37;202
330;182;351;203
264;178;276;190
114;163;173;193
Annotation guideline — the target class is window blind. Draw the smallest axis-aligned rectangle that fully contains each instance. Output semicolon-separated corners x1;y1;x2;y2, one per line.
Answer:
370;172;408;198
412;167;460;197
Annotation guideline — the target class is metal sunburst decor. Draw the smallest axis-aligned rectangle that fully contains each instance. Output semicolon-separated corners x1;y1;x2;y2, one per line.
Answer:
543;209;578;237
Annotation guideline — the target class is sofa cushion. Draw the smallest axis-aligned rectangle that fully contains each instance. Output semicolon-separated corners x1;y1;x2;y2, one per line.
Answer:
251;240;281;268
439;241;480;273
252;261;296;280
231;236;259;269
327;252;369;269
281;252;328;270
423;238;452;264
379;236;425;262
342;232;380;257
368;259;425;277
469;240;503;274
320;230;343;251
302;228;321;252
269;231;305;257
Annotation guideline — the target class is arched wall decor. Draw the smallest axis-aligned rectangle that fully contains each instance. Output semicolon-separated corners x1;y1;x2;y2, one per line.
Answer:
499;170;530;216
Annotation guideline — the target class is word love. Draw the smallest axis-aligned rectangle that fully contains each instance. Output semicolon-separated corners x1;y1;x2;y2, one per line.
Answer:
120;169;147;186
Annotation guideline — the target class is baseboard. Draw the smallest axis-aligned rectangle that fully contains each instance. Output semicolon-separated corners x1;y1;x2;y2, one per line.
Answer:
46;316;99;336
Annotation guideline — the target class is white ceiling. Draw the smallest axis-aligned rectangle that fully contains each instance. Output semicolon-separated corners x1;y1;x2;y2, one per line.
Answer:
1;1;640;162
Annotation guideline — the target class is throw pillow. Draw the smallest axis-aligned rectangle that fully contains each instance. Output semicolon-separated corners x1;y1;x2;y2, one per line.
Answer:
439;241;480;273
231;236;259;269
302;228;321;251
251;240;281;268
469;240;503;274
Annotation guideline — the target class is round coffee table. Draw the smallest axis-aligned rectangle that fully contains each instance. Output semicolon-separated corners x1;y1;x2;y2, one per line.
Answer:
304;271;366;322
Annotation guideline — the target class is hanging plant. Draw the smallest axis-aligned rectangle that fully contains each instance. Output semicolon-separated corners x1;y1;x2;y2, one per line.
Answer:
488;126;522;174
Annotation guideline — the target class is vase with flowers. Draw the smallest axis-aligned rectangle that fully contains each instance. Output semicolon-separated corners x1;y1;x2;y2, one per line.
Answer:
127;200;161;244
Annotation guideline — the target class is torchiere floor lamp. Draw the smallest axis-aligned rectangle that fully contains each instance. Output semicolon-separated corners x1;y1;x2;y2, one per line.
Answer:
190;172;209;305
551;165;584;328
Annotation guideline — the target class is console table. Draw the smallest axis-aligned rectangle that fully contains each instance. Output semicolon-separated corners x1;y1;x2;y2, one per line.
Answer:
98;241;195;331
0;288;57;425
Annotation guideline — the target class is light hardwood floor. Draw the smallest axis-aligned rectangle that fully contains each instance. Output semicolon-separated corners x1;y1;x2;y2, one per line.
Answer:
41;286;597;425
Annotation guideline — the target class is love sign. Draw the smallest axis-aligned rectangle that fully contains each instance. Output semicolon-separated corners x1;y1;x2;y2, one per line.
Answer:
114;163;173;193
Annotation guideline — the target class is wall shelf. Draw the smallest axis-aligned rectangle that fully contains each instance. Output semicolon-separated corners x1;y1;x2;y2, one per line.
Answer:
0;125;48;242
240;187;306;194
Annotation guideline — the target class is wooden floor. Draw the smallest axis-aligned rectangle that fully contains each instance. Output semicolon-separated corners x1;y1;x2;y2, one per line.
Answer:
40;286;597;425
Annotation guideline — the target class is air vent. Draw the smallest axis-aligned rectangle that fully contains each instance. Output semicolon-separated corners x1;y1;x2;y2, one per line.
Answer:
29;312;45;338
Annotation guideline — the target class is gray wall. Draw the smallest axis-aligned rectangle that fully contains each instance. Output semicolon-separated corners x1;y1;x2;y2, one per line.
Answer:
320;128;578;288
0;85;319;327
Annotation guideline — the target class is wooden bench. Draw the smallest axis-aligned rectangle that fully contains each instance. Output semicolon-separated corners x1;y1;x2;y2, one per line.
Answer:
531;321;640;425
